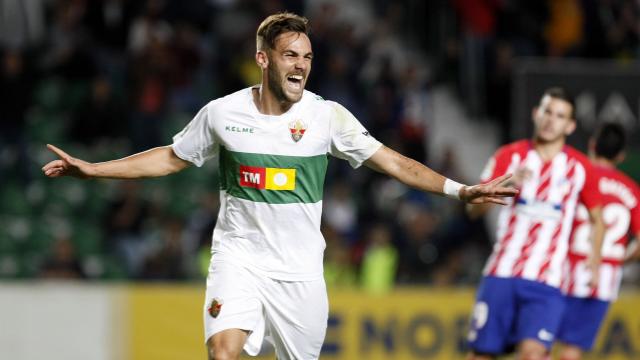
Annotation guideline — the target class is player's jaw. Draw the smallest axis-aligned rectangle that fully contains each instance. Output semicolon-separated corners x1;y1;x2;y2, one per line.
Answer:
267;61;307;104
535;123;564;143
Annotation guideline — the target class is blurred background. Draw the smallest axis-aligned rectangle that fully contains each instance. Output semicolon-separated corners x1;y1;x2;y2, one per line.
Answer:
0;0;639;359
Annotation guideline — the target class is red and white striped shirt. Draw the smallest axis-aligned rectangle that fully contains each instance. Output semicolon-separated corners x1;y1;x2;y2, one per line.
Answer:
563;165;640;301
479;140;600;288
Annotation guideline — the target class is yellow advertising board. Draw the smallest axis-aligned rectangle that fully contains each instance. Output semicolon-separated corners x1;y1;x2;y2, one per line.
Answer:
585;293;640;360
322;288;472;360
128;285;205;360
126;286;640;360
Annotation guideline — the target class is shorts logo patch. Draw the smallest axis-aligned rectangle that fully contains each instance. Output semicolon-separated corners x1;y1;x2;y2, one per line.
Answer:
537;328;554;342
208;297;224;318
468;301;489;341
471;301;489;329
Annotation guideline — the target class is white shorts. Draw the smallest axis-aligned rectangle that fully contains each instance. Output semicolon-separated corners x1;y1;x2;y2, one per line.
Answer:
203;259;328;360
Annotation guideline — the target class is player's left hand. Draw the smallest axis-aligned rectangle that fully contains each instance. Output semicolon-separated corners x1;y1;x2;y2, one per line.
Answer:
623;241;639;263
459;173;519;205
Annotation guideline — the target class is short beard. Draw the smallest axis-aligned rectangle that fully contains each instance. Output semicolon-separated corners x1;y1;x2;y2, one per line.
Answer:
267;61;291;104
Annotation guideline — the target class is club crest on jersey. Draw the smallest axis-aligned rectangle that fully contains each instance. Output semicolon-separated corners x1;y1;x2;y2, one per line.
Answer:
289;119;307;142
208;297;224;318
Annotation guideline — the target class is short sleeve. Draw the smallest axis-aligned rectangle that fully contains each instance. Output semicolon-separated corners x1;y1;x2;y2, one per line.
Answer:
172;104;218;167
328;101;382;168
480;145;513;183
579;162;602;210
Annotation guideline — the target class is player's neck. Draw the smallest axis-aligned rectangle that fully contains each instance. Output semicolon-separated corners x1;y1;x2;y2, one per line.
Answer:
592;156;616;168
532;138;565;162
253;85;294;116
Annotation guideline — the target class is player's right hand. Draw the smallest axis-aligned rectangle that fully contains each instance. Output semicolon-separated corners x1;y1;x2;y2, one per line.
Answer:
460;173;519;205
42;144;93;179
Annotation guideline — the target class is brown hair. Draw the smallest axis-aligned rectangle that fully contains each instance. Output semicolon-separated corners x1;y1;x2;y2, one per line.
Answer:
256;12;310;51
541;87;575;118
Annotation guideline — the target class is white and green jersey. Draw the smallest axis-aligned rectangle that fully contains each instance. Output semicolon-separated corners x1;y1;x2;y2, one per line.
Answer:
172;86;382;280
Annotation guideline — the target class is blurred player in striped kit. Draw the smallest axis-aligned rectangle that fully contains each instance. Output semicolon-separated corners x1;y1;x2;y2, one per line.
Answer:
556;122;640;360
465;87;605;360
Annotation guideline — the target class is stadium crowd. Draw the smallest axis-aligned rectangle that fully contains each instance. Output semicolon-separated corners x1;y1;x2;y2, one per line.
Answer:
1;0;639;293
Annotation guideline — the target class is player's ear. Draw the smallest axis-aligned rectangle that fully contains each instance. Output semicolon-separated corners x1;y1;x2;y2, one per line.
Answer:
256;50;269;70
531;106;538;123
564;119;577;136
616;150;626;164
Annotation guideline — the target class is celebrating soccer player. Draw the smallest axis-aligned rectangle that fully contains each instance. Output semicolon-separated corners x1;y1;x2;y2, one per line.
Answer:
42;12;517;360
465;87;605;360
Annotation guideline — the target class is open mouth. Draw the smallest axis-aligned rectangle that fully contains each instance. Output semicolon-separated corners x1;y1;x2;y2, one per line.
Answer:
286;74;304;90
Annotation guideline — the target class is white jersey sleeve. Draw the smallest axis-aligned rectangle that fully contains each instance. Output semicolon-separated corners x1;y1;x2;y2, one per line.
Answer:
172;103;219;167
327;101;382;168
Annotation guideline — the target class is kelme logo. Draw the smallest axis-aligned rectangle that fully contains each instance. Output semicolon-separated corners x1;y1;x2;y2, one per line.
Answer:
239;165;296;190
225;125;255;133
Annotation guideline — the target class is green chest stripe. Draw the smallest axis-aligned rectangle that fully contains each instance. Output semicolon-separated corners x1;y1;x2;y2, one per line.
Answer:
219;147;328;204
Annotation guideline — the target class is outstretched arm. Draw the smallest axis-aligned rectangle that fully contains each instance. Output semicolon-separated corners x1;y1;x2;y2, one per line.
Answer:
42;144;190;179
364;146;517;204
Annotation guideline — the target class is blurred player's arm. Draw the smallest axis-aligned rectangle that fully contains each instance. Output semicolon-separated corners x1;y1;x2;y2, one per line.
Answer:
624;202;640;262
587;206;605;288
624;238;640;262
364;145;517;204
42;144;190;179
